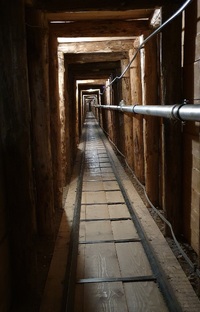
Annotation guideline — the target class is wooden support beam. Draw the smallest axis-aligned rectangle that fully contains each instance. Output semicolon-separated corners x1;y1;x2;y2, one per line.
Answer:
160;3;182;236
49;32;63;208
129;47;144;183
0;0;37;304
121;59;133;168
67;61;121;81
33;0;183;12
58;39;134;55
50;20;149;38
143;32;159;206
64;52;129;64
26;10;55;235
63;62;73;182
183;0;200;260
47;9;153;21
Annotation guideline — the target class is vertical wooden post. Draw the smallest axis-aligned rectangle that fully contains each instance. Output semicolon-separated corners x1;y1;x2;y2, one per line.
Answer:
49;31;63;209
58;50;67;185
26;10;55;236
70;76;78;161
121;59;133;167
129;47;144;183
0;0;37;303
161;4;182;235
106;83;113;140
143;33;159;206
63;62;73;181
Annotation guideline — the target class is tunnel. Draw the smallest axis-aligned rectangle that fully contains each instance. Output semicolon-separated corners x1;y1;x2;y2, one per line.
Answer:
0;0;200;311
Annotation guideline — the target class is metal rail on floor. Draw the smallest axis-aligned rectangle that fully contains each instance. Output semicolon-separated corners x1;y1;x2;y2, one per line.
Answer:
64;113;184;312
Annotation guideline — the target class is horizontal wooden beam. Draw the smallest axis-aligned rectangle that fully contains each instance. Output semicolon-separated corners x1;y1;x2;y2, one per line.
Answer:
66;61;119;80
50;20;149;37
68;60;119;69
58;39;134;54
47;9;153;21
64;52;128;64
32;0;185;12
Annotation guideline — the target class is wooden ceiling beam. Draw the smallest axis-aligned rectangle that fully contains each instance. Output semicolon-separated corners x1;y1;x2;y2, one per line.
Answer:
58;39;134;54
31;0;184;12
64;52;128;64
50;20;149;37
66;61;120;80
47;10;153;21
68;61;120;71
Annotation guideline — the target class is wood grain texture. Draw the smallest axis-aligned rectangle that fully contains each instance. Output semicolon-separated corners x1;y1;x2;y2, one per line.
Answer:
83;282;128;312
108;204;130;219
116;242;152;276
124;282;168;312
84;204;110;220
106;191;125;204
80;221;114;242
79;243;121;279
111;220;138;240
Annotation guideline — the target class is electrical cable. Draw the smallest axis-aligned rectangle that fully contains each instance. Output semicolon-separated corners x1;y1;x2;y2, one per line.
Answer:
102;0;193;91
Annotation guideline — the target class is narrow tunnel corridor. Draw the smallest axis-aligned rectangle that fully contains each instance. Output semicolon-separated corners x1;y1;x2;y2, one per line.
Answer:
0;0;200;311
40;112;200;311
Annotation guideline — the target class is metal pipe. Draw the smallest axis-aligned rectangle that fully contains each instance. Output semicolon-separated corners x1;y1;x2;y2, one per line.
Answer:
94;104;200;121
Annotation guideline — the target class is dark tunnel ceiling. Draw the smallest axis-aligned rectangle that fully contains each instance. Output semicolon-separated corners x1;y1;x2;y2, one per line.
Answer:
29;0;179;86
28;0;185;12
64;53;128;65
67;61;121;80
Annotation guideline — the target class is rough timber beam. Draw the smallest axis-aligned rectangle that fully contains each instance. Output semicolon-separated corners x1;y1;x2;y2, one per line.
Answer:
50;20;149;38
32;0;185;12
47;10;153;22
58;39;134;54
64;53;128;64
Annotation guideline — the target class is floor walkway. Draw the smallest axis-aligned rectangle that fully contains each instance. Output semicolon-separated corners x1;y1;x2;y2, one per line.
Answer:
40;113;200;312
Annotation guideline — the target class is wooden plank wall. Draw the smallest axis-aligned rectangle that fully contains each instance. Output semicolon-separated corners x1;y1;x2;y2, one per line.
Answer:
160;3;182;236
0;142;11;312
183;0;200;256
0;0;37;306
26;9;55;236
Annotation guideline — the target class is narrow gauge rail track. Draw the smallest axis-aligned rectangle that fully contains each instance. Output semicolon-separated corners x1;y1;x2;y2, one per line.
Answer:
64;112;182;312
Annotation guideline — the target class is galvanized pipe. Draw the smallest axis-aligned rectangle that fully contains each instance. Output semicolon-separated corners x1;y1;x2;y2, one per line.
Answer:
94;104;200;121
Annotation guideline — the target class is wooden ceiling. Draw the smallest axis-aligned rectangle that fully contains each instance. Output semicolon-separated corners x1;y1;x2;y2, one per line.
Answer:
47;10;153;22
27;0;184;12
25;0;177;37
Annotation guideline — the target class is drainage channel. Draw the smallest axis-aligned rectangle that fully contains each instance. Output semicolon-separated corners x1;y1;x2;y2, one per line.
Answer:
64;112;182;312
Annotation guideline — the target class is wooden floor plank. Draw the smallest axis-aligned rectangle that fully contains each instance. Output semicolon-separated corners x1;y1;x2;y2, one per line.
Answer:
101;167;114;173
82;181;104;191
84;168;101;175
101;173;116;180
74;284;84;312
100;163;112;168
111;220;139;240
106;191;125;203
99;157;109;162
80;220;113;242
79;221;86;242
124;282;169;312
116;242;152;276
83;282;129;312
108;204;130;218
83;173;102;181
83;243;121;278
81;191;107;204
76;245;85;280
84;204;110;220
103;180;120;191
